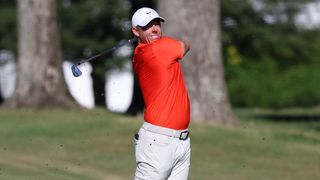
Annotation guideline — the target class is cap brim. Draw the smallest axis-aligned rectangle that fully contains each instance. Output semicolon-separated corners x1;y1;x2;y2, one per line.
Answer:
139;17;166;27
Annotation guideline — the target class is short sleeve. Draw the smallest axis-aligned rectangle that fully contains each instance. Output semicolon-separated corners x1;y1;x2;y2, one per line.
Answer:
152;37;184;65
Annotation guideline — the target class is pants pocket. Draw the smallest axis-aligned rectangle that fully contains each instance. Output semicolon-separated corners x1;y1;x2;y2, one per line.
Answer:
144;131;173;148
134;133;139;145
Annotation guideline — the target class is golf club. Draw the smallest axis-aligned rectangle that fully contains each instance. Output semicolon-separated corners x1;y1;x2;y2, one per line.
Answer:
71;38;136;77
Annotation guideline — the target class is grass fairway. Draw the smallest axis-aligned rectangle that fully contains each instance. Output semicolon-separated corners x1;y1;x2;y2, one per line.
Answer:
0;108;319;180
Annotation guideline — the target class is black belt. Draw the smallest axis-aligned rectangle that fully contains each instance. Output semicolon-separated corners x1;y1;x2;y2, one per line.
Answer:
142;122;190;140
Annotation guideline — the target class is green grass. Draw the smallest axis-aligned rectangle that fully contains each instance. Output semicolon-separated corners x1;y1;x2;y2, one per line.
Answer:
0;108;319;180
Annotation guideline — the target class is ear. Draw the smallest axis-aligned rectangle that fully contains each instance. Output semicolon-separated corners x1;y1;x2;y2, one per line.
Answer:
132;27;140;37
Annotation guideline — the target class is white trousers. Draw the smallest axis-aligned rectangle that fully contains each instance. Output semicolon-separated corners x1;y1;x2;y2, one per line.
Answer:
134;123;191;180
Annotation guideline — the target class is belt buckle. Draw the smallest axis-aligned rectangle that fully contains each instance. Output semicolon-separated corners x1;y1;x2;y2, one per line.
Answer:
179;131;190;140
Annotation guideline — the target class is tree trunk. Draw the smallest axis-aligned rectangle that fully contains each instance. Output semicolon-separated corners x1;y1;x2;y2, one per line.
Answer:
158;0;238;125
3;0;76;108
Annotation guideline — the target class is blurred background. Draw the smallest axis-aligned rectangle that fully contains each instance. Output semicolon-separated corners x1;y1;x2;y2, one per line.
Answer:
1;0;319;112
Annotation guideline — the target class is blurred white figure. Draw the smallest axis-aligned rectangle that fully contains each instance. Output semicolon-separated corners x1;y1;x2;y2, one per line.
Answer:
0;50;16;99
63;61;95;109
105;62;133;113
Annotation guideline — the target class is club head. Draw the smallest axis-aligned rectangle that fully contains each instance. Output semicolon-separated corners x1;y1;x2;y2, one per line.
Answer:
71;64;82;77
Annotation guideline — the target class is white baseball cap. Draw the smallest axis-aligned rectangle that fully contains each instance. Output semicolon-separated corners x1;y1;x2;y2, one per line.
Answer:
131;7;165;28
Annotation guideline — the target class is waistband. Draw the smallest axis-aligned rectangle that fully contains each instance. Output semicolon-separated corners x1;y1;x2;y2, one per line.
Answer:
142;122;190;140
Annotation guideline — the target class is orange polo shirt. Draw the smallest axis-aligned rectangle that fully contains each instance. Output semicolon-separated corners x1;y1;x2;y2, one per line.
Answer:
132;37;190;130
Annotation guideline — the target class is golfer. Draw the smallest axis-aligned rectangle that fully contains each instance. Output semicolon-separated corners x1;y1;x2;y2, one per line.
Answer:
131;7;191;180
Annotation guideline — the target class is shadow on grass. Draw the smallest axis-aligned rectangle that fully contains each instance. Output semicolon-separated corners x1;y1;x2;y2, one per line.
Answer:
252;112;320;132
254;114;320;122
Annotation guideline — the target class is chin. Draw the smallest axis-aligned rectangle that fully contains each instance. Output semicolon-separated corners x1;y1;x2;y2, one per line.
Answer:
150;37;160;42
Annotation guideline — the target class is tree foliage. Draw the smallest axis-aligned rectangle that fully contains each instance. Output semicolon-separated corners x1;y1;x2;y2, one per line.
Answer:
57;0;131;70
57;0;132;106
0;0;16;52
222;0;320;108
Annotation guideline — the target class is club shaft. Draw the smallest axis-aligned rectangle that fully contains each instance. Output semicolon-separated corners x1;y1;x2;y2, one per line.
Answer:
76;38;136;66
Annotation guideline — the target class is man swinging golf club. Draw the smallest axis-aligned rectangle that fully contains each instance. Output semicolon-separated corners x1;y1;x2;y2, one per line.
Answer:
131;7;191;180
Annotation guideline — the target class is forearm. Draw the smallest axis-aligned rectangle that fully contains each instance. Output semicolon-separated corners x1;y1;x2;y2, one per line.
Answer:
180;40;190;56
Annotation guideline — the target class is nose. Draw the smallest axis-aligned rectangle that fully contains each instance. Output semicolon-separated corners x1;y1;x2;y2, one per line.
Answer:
151;24;159;33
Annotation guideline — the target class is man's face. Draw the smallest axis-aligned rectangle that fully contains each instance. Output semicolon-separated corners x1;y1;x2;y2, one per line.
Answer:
132;19;162;44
